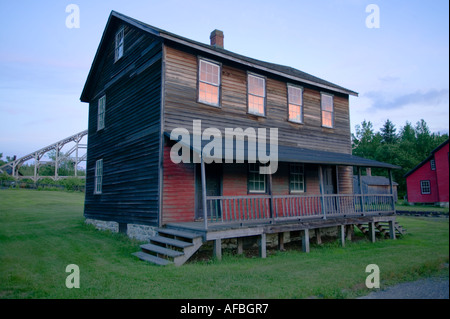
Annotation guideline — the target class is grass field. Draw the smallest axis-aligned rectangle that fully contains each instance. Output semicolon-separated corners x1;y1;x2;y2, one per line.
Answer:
0;189;448;299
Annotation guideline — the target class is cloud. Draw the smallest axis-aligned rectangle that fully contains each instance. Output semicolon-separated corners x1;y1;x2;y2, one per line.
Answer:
378;75;400;83
364;89;449;110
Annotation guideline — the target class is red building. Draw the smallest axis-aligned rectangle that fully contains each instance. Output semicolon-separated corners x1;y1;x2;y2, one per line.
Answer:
405;140;449;206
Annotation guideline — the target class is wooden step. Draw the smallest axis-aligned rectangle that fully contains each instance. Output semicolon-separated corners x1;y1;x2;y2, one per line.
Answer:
132;252;172;266
141;243;184;258
158;228;203;240
149;235;194;249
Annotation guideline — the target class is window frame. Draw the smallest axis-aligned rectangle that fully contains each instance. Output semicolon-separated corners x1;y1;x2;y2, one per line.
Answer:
287;84;304;124
94;159;103;195
289;163;305;193
320;92;334;128
114;27;124;62
420;180;431;195
97;95;106;131
248;163;267;194
197;58;221;107
247;73;266;117
430;159;436;171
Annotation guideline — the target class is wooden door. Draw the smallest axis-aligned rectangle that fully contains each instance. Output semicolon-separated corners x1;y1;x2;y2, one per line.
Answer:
323;166;335;194
195;164;222;219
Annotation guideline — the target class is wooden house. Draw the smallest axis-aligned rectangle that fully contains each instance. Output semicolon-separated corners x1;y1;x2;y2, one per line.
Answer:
353;168;398;202
81;11;402;265
405;139;449;207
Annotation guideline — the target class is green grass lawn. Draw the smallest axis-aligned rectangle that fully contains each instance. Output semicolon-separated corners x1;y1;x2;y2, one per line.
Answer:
0;189;448;299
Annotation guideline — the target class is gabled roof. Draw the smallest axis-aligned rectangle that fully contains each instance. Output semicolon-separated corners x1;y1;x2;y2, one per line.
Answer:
404;139;449;178
81;11;358;102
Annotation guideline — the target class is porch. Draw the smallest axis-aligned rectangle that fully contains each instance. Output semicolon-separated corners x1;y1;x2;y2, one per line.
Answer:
133;136;402;266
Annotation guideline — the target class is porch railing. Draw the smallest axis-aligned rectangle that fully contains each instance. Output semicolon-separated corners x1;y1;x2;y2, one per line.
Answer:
205;194;395;226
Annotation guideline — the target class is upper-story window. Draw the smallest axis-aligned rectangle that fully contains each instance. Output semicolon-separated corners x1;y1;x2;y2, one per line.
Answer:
115;27;124;62
321;93;334;128
97;95;106;131
198;59;220;106
430;159;436;170
247;74;266;116
288;85;303;124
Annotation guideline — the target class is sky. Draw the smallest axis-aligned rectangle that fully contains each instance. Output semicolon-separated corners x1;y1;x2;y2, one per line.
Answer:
0;0;448;159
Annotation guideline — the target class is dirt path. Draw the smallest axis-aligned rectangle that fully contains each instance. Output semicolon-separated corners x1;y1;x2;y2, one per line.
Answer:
359;276;449;299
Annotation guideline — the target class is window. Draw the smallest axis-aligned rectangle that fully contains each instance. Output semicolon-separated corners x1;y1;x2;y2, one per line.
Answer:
248;163;266;193
94;159;103;194
288;85;303;123
247;74;266;116
97;95;106;131
420;180;431;195
115;28;124;61
198;59;220;106
321;93;334;128
290;164;305;193
430;159;436;170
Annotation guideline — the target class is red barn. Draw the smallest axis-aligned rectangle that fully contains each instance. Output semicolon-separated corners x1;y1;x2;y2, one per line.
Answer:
405;140;449;207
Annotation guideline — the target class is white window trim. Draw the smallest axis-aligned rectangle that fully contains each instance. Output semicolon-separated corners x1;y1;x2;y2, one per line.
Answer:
94;159;103;194
247;73;266;117
97;95;106;131
290;163;305;193
287;84;304;124
198;58;221;107
420;180;431;195
248;163;266;193
114;27;124;62
321;92;334;128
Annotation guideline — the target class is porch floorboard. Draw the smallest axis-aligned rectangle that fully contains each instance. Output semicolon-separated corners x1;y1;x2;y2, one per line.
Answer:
166;213;396;241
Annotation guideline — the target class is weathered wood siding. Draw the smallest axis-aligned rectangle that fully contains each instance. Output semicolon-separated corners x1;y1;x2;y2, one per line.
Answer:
84;21;163;226
163;45;352;154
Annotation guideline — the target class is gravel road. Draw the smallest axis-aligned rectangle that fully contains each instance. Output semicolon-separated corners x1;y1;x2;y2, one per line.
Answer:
359;276;449;299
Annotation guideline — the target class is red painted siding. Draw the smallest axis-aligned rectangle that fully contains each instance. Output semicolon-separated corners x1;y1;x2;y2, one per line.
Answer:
406;159;439;203
162;144;196;224
435;143;449;202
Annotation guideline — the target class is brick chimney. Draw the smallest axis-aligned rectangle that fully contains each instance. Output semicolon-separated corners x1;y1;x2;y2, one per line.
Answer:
210;29;224;49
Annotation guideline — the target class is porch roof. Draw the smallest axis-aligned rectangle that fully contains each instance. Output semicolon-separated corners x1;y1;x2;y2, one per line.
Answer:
164;132;401;169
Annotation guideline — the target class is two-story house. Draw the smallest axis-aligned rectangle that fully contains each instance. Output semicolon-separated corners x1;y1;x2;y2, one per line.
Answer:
81;11;401;265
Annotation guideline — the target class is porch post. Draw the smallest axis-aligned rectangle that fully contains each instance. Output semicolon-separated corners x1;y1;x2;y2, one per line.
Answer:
201;156;208;230
213;239;222;260
388;168;395;212
268;173;274;221
369;222;376;243
340;225;346;247
302;229;310;253
389;220;396;240
258;233;267;258
357;166;365;215
319;165;326;219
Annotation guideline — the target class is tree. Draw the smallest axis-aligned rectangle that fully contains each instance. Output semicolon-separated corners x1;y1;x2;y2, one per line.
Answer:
380;119;397;144
352;120;382;159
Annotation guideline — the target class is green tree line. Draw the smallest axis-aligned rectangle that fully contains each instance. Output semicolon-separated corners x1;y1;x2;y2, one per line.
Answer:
352;118;448;198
